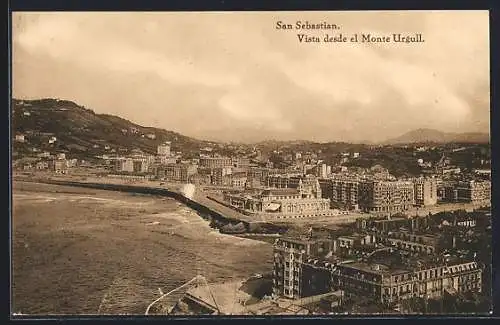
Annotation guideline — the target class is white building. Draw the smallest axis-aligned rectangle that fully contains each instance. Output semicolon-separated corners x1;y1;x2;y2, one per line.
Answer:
15;134;25;142
157;142;171;156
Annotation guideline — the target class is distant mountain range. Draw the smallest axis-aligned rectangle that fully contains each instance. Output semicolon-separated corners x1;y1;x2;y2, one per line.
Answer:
382;128;490;145
11;99;490;158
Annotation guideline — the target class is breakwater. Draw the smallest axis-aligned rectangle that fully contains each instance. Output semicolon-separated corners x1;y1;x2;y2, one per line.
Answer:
27;179;288;234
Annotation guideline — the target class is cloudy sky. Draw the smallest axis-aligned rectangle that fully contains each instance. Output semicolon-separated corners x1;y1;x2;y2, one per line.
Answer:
12;11;489;143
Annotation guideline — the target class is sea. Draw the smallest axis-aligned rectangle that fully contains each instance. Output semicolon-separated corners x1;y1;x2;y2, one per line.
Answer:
11;181;273;315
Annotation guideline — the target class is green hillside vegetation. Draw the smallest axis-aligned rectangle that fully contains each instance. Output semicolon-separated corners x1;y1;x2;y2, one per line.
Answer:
12;98;211;159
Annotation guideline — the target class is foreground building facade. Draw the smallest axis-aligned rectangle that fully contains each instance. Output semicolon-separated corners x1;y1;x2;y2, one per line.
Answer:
272;235;483;307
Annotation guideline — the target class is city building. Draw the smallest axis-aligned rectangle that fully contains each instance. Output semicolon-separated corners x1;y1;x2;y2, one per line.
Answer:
189;173;212;185
376;230;444;255
115;158;134;173
49;159;68;174
158;155;177;165
199;156;233;169
316;164;328;179
358;180;415;215
456;180;491;204
356;215;432;234
160;163;198;183
335;233;375;256
334;257;482;306
266;174;304;189
413;177;438;207
273;235;334;299
223;178;333;219
35;161;49;170
439;180;491;204
38;152;51;158
319;178;360;210
15;134;25;142
246;167;271;188
231;173;247;189
114;157;149;173
273;237;483;307
211;167;233;186
157;142;171;156
232;157;250;168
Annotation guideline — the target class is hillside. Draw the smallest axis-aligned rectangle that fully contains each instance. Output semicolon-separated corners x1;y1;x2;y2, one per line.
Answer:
383;128;490;145
11;98;213;158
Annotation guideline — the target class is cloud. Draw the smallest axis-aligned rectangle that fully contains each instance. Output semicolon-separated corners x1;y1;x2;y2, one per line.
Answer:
12;11;489;143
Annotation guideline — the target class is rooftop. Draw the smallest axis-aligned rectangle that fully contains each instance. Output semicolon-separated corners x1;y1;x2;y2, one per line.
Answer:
340;261;410;275
261;188;300;196
185;280;251;315
278;235;331;245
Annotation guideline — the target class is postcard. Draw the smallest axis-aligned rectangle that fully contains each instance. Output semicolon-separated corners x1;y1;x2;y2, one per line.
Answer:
10;10;492;316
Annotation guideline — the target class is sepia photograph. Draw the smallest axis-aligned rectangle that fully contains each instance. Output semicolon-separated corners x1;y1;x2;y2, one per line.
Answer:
10;10;492;316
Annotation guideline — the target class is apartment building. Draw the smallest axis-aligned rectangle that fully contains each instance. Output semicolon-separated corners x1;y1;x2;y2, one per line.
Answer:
358;180;415;215
273;236;483;307
273;236;334;299
334;258;482;306
319;178;360;210
266;174;304;189
157;142;171;156
456;180;491;204
413;177;438;207
376;230;444;255
199;156;233;168
163;163;198;183
439;180;491;204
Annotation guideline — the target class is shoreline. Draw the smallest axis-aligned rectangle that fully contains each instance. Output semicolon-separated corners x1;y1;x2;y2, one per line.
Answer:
12;179;282;244
13;177;292;235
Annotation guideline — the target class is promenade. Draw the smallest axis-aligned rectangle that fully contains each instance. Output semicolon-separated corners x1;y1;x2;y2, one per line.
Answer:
13;173;489;229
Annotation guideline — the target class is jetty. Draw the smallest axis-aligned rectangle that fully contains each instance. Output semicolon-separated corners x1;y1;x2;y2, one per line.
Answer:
14;175;269;232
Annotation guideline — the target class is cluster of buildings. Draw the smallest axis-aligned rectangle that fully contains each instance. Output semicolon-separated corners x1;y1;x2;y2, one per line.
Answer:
438;180;491;204
16;151;78;174
271;210;489;311
112;143;176;174
262;172;489;217
15;137;491;221
262;174;432;216
102;143;490;221
222;176;334;219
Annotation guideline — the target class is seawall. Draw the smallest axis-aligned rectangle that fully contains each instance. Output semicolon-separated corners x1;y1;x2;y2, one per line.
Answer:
15;178;287;234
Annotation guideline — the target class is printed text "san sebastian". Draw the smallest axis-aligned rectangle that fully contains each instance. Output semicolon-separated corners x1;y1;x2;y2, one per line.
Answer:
276;21;340;30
